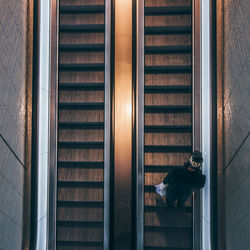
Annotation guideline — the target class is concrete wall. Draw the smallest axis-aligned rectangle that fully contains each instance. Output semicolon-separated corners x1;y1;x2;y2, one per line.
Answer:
0;0;28;249
223;0;250;249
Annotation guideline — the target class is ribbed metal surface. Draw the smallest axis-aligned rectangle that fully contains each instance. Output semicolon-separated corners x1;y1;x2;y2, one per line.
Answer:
56;1;106;249
143;0;193;248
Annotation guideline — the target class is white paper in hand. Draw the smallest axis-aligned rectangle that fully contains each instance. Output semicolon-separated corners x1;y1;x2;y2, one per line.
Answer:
155;182;167;198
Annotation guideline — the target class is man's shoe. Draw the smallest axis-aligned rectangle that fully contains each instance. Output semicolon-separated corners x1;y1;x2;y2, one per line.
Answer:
166;198;174;208
177;200;185;207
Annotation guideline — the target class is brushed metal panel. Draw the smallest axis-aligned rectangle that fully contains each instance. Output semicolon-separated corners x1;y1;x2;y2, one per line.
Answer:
114;0;133;249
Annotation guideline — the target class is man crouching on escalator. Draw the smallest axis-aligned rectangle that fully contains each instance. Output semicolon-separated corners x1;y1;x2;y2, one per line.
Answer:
155;150;206;207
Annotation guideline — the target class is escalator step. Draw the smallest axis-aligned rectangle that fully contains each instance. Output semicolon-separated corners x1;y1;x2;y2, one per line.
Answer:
145;85;191;93
57;220;103;227
145;46;191;54
57;201;104;208
145;105;192;113
58;180;104;188
58;141;104;149
144;145;192;153
60;5;105;14
144;165;184;173
59;63;104;71
144;125;192;133
59;102;104;110
145;206;192;213
145;225;192;232
58;161;104;169
60;44;105;51
145;26;192;35
145;65;191;73
57;240;102;247
144;247;192;250
58;180;103;188
60;24;105;32
59;83;104;91
58;122;104;129
145;6;192;15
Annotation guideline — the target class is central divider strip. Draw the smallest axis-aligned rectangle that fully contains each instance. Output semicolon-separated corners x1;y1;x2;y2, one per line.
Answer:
113;0;133;249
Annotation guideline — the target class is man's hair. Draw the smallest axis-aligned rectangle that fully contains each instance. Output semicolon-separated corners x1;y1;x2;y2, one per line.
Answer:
192;150;203;163
189;150;203;169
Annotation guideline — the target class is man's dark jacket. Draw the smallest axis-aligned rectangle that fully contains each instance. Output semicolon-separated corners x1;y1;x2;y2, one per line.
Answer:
163;162;206;203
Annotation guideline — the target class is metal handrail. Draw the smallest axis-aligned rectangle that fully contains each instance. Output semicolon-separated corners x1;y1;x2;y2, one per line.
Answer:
103;0;112;249
33;0;55;249
30;0;40;247
48;0;59;249
136;0;144;249
192;0;202;249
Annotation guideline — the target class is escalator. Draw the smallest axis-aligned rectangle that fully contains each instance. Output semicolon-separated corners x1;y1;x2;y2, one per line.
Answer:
54;0;195;249
56;0;105;249
143;0;193;249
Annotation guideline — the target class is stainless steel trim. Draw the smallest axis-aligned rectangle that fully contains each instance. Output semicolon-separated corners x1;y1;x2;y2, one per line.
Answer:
31;0;40;247
136;0;144;249
35;0;52;249
104;0;111;249
192;0;201;150
210;0;218;248
48;0;59;249
201;0;213;248
201;0;213;249
192;0;202;249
